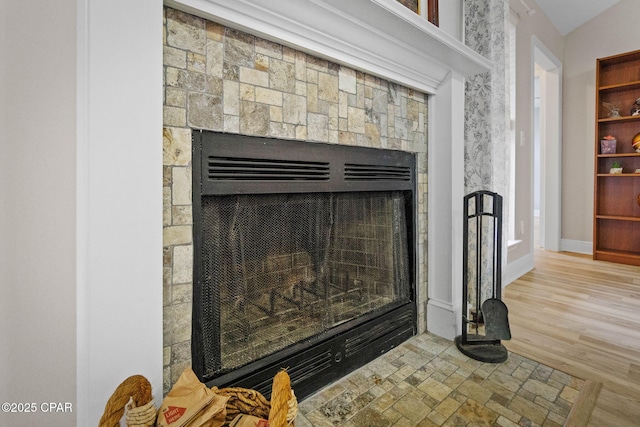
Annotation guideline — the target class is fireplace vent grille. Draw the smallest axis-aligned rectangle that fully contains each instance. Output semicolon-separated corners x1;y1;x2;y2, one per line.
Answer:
344;310;414;357
197;132;414;195
207;157;330;181
345;163;411;181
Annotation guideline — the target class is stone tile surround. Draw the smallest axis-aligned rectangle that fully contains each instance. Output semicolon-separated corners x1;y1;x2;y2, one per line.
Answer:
162;6;428;394
298;333;584;426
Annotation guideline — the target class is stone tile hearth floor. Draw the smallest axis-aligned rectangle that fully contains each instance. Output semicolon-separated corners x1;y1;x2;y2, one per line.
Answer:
295;333;583;427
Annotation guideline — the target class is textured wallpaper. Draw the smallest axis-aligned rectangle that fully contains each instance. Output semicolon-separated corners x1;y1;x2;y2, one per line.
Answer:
463;0;511;309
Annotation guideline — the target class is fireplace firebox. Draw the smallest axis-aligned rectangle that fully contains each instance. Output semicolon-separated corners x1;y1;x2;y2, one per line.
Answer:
192;131;416;399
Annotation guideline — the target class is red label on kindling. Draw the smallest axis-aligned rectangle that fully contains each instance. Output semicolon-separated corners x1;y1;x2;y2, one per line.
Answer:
256;420;269;427
163;406;187;424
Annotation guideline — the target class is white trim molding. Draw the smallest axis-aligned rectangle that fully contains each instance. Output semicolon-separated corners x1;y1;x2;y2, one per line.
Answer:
504;253;534;286
532;36;563;252
561;239;593;255
77;0;164;423
426;298;458;341
427;70;466;342
165;0;491;94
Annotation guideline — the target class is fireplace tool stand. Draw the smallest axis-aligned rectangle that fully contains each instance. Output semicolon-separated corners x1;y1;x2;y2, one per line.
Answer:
455;190;511;363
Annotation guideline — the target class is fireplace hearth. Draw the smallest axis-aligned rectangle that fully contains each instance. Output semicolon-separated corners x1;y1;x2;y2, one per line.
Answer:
192;132;417;399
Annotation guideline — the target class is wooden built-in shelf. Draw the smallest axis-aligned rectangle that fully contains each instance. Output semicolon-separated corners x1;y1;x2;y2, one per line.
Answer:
597;153;640;158
598;80;640;94
595;215;640;222
593;49;640;266
597;115;640;123
594;249;640;266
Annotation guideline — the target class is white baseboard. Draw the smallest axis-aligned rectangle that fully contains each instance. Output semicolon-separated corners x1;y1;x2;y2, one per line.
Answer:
504;252;534;286
426;299;458;341
561;239;592;255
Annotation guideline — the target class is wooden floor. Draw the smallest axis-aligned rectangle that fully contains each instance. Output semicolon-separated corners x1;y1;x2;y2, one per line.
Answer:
503;249;640;426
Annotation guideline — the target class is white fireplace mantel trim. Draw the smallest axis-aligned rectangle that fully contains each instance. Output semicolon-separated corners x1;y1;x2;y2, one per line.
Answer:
165;0;491;94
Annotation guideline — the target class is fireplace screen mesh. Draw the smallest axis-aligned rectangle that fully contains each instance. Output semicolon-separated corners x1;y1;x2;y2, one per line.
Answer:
196;190;411;378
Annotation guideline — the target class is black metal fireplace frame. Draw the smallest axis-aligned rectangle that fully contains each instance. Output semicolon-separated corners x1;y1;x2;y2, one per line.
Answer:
191;131;418;400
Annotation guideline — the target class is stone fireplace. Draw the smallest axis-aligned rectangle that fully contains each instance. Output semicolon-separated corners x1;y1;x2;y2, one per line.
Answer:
162;7;428;394
55;0;493;420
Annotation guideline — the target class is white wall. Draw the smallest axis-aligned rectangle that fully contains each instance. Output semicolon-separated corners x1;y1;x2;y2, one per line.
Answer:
0;1;77;425
506;0;640;270
439;0;463;41
505;0;563;276
562;0;640;246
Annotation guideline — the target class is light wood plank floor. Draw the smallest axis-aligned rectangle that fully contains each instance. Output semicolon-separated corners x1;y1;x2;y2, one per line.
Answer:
503;249;640;426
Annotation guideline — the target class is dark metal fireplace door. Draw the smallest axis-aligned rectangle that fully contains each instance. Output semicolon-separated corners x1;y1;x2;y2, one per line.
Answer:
192;131;416;400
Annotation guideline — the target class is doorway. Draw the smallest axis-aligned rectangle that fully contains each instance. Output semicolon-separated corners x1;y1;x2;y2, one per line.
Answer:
532;38;562;252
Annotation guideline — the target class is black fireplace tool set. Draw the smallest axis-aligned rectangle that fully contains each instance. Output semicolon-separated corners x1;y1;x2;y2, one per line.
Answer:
455;190;511;363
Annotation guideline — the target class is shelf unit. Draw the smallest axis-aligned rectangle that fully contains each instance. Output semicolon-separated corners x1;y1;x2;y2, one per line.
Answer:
594;50;640;266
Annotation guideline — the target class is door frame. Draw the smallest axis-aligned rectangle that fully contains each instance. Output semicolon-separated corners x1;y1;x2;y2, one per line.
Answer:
532;37;562;252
